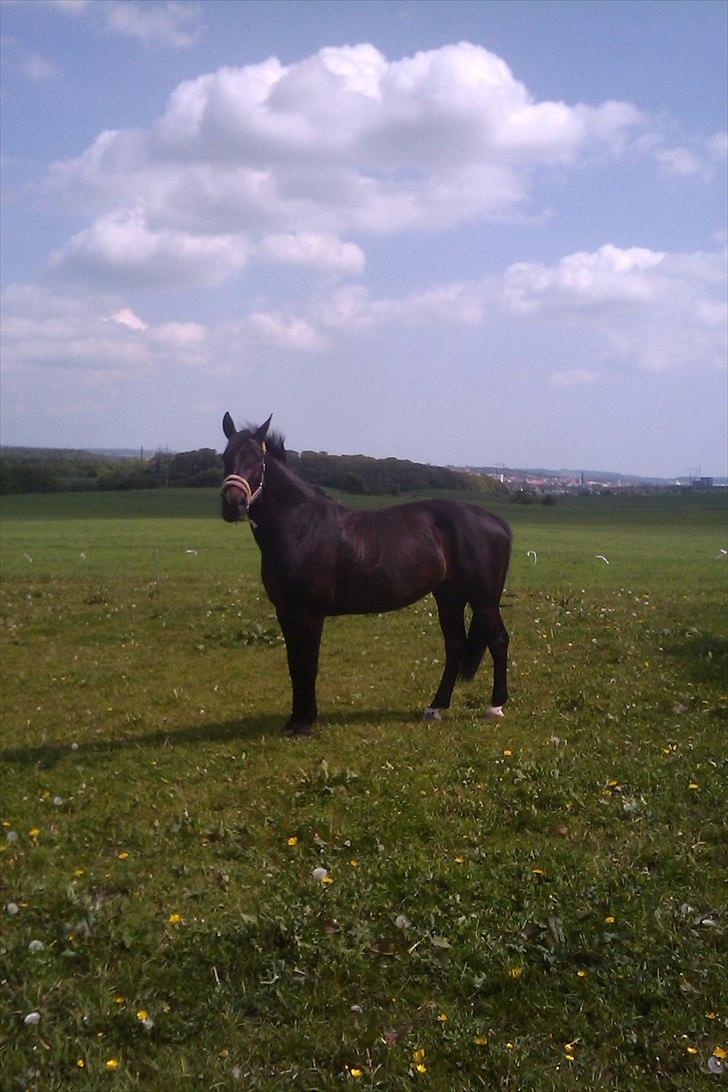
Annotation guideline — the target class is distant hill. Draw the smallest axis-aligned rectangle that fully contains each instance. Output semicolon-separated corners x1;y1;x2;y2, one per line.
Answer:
0;446;502;497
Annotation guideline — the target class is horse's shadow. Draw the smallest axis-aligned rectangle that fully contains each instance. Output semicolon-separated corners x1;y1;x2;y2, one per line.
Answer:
0;708;419;769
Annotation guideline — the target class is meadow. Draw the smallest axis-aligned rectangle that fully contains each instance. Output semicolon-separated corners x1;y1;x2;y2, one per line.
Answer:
1;487;726;1090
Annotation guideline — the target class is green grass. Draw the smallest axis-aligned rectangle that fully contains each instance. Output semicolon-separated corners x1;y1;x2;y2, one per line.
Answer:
1;489;726;1089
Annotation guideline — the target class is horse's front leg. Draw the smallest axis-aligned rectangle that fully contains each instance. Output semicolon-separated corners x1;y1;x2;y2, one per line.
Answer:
276;606;324;736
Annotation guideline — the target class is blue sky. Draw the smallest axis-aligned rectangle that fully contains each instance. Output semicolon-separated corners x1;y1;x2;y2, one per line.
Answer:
1;0;726;475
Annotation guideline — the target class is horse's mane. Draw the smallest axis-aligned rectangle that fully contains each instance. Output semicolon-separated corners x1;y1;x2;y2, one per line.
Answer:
241;423;287;462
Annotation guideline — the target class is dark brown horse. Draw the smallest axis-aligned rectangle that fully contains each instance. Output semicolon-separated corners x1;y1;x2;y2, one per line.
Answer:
221;414;512;735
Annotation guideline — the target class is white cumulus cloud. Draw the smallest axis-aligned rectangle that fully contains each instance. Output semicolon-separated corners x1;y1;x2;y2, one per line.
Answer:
43;41;651;289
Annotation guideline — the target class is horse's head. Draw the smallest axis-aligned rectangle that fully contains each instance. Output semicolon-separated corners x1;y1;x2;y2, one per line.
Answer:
220;412;272;523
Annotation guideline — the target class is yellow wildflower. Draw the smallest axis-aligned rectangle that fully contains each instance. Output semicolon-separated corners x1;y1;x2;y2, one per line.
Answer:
136;1009;149;1021
714;1046;727;1060
415;1063;427;1073
454;855;465;864
350;1067;363;1078
605;915;616;924
577;969;588;978
510;966;524;978
76;1059;85;1069
688;782;699;790
686;1045;698;1055
113;995;125;1004
323;875;334;884
413;1049;425;1062
505;1041;514;1050
474;1035;488;1046
29;827;41;837
503;748;513;756
118;851;129;860
350;859;359;867
105;1058;120;1069
437;1012;448;1022
74;868;85;877
706;1012;718;1020
167;912;183;924
287;836;298;846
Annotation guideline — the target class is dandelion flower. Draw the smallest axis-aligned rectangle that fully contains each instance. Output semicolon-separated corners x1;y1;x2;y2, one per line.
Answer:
577;969;588;977
350;1067;363;1078
605;915;616;924
503;749;513;757
350;859;359;867
167;913;183;924
29;827;41;837
509;966;524;978
113;995;125;1004
454;855;465;864
686;1045;698;1055
287;836;298;846
74;869;85;877
118;851;130;860
505;1041;514;1050
706;1012;718;1020
415;1063;427;1073
323;875;334;884
76;1058;85;1068
413;1049;425;1062
105;1058;120;1070
688;782;699;790
714;1047;727;1060
437;1012;448;1022
136;1009;149;1021
474;1035;488;1046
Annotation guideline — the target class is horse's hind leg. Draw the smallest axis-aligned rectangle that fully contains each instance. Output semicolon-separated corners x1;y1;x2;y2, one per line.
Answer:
478;603;509;718
424;586;466;719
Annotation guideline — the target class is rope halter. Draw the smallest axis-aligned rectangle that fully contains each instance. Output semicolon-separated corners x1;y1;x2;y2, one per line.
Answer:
221;441;266;514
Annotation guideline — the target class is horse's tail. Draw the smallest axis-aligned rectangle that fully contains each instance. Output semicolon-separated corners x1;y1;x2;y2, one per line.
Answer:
459;611;490;681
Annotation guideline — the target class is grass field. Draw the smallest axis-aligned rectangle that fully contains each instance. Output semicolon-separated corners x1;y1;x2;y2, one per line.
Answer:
1;487;726;1090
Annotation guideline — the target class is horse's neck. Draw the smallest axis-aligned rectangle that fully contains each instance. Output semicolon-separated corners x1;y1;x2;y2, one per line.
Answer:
253;458;318;542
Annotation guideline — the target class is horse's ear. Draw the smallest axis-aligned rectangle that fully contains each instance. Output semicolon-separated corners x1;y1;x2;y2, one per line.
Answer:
222;412;237;439
255;414;273;442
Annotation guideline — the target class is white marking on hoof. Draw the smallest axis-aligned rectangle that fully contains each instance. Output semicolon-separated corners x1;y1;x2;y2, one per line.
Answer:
423;707;442;721
485;705;504;719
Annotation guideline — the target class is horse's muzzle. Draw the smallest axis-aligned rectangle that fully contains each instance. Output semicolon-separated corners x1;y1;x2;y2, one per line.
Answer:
221;489;246;523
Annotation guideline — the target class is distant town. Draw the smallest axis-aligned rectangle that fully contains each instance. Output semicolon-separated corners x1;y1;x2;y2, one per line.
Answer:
457;466;725;495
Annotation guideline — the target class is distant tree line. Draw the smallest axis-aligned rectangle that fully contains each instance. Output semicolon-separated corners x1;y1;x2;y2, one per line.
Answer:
0;447;503;497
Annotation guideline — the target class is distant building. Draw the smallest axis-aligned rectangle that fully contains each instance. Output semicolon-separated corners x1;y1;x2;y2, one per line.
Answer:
693;477;714;489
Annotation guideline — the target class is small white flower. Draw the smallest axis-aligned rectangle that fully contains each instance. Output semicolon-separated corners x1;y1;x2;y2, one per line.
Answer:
312;867;328;882
6;902;19;915
28;940;44;953
24;1012;41;1026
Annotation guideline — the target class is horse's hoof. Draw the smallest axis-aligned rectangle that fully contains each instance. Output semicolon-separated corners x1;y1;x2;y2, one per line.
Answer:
423;707;442;721
485;705;504;719
283;719;313;737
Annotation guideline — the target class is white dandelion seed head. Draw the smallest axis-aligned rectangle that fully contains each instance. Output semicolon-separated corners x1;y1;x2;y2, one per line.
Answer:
312;867;328;882
28;940;44;952
395;914;411;929
24;1012;41;1026
6;830;18;843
